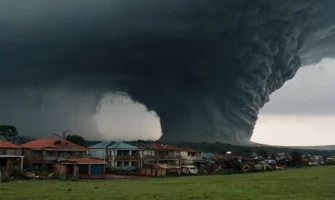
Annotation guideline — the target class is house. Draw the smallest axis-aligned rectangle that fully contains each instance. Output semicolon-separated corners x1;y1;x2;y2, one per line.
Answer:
300;157;313;166
88;141;113;160
326;156;335;165
127;141;156;165
54;157;106;179
180;148;202;165
152;143;181;166
0;140;24;175
140;163;181;177
20;138;88;170
106;142;142;170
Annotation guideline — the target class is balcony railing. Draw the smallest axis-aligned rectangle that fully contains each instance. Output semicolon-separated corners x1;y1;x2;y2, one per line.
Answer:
107;155;141;160
28;156;43;161
115;156;141;160
44;156;57;161
181;156;202;160
64;155;83;159
142;155;155;160
156;155;181;160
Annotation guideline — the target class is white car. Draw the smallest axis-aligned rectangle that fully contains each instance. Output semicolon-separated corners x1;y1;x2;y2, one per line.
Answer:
182;165;198;174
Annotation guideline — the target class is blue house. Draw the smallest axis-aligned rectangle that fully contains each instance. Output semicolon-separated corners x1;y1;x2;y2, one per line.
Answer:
88;141;114;160
88;141;142;171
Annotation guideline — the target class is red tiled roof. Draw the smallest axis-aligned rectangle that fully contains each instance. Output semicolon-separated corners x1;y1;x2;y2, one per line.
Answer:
152;143;181;151
0;140;21;149
67;158;105;164
20;138;87;151
180;148;201;153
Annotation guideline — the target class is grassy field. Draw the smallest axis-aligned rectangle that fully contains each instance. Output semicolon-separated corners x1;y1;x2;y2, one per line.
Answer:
2;166;335;200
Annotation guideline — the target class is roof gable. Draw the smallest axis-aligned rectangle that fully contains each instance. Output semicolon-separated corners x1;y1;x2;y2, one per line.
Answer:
107;142;138;149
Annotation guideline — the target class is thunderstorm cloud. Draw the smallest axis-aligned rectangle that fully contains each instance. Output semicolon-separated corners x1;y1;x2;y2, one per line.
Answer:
1;0;335;144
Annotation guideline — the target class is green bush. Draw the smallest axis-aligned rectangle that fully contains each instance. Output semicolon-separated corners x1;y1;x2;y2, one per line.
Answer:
58;175;68;181
1;176;10;182
70;176;79;182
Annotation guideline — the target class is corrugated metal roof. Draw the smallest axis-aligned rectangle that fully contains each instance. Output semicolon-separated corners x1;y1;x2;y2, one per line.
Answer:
107;142;139;149
202;152;214;159
88;141;114;149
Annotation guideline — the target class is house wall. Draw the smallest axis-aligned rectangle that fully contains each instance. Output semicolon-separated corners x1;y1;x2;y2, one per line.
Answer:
107;149;142;169
156;150;181;159
142;150;155;156
88;149;105;159
78;164;89;175
109;160;140;170
54;163;68;175
180;151;202;165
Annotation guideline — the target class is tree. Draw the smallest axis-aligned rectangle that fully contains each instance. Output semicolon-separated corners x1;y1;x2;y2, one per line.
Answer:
291;151;302;166
53;129;69;139
0;125;19;143
66;134;87;147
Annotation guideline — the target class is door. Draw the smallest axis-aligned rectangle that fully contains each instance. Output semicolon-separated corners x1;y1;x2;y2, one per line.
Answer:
90;164;103;175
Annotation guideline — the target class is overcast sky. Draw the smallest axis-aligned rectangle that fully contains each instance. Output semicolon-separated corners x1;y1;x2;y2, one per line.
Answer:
94;58;335;146
251;58;335;146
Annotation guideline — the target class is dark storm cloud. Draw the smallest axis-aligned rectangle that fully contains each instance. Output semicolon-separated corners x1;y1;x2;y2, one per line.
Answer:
1;0;335;144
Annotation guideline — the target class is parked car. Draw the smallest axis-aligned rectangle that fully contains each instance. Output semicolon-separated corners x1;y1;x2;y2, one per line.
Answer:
181;165;198;175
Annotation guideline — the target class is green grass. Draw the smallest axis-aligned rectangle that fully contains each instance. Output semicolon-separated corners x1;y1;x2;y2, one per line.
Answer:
2;166;335;200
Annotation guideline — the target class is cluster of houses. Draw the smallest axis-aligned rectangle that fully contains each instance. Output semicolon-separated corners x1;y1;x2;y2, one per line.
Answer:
1;137;334;180
0;138;204;179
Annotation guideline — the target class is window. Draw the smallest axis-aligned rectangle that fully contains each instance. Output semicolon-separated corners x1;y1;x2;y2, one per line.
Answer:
131;151;139;156
116;161;122;167
131;161;137;167
188;152;196;157
75;152;82;157
45;151;53;157
31;150;42;156
0;149;6;155
58;151;65;158
145;150;154;156
117;150;130;156
123;161;129;166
